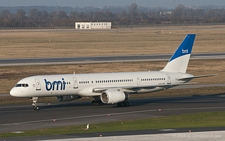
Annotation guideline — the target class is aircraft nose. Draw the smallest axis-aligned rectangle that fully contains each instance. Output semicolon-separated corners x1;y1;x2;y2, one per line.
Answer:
10;88;18;97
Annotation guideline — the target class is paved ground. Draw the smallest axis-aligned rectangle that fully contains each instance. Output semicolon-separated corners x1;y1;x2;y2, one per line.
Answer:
1;127;225;141
0;53;225;66
37;130;225;141
0;93;225;134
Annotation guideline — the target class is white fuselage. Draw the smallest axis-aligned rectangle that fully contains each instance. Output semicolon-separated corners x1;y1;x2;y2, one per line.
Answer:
10;71;193;98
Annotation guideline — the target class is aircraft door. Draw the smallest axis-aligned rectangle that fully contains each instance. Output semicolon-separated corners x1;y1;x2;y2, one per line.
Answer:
137;77;140;86
166;74;171;84
73;77;78;89
35;79;41;91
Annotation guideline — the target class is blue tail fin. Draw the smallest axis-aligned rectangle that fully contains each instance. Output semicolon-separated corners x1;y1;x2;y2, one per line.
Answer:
161;34;196;73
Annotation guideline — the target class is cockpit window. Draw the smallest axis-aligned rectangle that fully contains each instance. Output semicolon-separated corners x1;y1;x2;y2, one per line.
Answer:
15;84;29;87
15;84;21;87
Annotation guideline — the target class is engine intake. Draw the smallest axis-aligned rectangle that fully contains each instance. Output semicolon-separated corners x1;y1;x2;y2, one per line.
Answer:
100;89;129;104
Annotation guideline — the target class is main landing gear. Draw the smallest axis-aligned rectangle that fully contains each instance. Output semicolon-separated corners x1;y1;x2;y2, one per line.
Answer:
92;96;104;106
92;100;103;106
31;97;39;110
91;96;130;107
117;101;130;107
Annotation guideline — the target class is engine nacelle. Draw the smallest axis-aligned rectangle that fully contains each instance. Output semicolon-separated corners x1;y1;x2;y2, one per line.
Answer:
100;89;129;104
56;95;81;102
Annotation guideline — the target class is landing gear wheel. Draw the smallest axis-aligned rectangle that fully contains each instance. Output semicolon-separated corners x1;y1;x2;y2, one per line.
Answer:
117;101;130;107
92;100;103;106
33;106;39;110
125;102;130;107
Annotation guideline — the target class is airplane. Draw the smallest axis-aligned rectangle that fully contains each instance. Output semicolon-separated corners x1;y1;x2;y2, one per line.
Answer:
10;34;216;110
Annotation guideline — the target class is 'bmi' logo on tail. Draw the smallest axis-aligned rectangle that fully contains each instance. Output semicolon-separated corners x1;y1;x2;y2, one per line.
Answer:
182;49;188;54
161;34;196;73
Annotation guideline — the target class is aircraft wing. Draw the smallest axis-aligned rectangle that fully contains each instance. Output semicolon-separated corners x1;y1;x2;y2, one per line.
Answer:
177;74;217;81
92;83;195;93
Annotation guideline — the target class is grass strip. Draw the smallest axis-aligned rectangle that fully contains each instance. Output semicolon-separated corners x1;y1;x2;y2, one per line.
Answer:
1;111;225;137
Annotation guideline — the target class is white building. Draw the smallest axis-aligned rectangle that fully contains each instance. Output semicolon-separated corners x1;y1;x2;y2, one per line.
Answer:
75;22;111;29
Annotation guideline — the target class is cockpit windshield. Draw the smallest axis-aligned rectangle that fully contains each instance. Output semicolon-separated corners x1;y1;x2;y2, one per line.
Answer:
15;84;29;87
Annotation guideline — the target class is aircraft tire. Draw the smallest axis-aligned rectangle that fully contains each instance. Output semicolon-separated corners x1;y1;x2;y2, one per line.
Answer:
125;102;130;107
117;102;129;107
92;100;103;106
33;106;39;110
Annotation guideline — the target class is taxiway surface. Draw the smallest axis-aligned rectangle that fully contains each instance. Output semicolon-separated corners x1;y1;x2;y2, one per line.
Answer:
1;53;225;66
0;93;225;133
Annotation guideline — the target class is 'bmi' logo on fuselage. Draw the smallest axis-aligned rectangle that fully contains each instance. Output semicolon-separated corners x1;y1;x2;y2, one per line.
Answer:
44;78;66;91
182;49;188;54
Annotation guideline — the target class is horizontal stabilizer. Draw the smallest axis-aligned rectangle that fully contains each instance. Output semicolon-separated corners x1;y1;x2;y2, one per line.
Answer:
177;74;218;81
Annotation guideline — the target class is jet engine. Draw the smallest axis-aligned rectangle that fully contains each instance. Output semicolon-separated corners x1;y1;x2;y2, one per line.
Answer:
56;95;81;102
100;89;129;104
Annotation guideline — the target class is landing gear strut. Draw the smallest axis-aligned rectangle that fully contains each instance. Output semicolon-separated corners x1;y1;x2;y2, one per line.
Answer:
117;101;130;107
92;100;103;106
92;96;104;106
31;97;39;110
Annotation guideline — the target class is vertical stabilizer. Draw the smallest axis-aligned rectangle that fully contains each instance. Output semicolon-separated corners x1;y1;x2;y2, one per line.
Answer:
161;34;196;73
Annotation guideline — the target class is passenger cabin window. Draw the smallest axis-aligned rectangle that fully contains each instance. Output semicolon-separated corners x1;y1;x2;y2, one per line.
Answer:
141;78;166;81
95;79;134;83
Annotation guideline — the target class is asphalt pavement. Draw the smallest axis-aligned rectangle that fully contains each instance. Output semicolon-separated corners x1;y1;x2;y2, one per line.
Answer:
1;52;225;66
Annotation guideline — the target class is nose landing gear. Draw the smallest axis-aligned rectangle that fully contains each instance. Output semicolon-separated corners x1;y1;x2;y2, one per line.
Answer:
31;97;39;110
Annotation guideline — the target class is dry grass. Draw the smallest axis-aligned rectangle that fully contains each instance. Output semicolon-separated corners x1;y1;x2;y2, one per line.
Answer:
0;26;225;104
0;25;225;59
0;59;224;95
